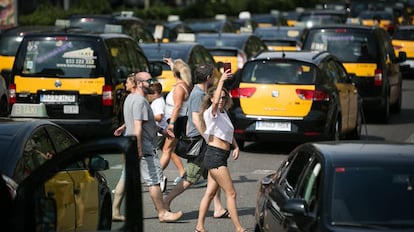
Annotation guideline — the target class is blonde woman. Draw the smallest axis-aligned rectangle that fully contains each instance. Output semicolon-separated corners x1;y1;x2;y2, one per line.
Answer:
195;70;246;232
161;58;193;186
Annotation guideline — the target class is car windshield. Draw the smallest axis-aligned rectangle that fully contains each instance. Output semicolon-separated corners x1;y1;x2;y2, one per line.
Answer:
331;166;414;226
304;29;378;63
19;39;100;78
241;60;315;84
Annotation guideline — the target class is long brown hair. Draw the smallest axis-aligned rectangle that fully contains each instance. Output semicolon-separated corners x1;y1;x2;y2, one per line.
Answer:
199;86;233;133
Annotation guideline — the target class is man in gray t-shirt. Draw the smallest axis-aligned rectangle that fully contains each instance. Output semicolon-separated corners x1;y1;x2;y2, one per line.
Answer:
114;72;183;223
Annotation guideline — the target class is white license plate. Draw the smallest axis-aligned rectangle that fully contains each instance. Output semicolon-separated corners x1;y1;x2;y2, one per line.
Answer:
40;94;76;103
256;121;291;131
63;105;79;114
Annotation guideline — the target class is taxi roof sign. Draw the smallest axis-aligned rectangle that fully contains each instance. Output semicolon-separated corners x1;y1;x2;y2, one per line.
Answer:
10;103;48;118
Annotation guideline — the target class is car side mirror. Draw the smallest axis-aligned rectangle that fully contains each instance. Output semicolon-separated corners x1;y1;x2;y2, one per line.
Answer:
282;198;315;230
89;156;109;172
396;51;407;63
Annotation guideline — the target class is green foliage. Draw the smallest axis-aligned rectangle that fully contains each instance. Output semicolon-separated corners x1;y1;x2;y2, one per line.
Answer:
17;0;327;26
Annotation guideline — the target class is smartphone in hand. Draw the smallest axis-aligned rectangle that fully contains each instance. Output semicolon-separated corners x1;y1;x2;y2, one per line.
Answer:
223;62;231;73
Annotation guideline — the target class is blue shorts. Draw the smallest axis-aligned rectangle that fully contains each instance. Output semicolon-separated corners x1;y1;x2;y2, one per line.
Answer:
203;145;230;170
140;152;163;186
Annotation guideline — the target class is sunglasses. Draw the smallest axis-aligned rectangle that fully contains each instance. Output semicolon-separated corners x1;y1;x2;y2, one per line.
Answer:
142;78;155;84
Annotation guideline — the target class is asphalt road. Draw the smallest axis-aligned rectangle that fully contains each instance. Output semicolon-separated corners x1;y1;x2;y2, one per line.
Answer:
104;78;414;232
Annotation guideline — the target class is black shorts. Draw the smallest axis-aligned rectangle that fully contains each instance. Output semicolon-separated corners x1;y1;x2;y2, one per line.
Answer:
203;145;230;170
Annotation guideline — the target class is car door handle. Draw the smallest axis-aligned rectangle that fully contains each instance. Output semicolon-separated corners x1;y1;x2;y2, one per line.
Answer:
74;188;81;195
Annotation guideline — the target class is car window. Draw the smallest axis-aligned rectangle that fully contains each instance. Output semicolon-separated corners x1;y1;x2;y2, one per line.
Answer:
106;38;149;82
242;60;315;84
13;127;56;183
0;35;22;56
46;125;77;153
297;160;321;214
393;29;414;40
305;29;378;63
283;151;312;198
331;166;414;223
20;39;100;78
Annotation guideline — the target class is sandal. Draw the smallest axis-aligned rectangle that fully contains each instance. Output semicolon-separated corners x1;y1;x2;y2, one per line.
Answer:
194;229;208;232
213;209;230;219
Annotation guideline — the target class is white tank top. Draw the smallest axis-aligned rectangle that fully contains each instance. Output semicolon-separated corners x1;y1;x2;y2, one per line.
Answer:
164;84;189;119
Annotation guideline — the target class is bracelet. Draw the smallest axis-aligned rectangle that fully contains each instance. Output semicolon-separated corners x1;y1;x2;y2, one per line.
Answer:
169;121;175;125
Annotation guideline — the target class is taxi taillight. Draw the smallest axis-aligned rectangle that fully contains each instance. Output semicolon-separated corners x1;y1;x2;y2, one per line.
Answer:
9;83;16;104
230;87;256;98
374;69;383;86
102;85;113;106
296;89;330;101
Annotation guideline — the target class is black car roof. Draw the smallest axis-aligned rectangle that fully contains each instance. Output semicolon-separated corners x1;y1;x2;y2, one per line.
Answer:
195;33;261;48
19;31;134;40
304;24;379;31
252;50;330;64
307;141;414;167
140;42;201;61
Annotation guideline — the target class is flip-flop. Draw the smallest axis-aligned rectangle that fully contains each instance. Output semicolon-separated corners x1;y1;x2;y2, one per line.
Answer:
214;209;230;219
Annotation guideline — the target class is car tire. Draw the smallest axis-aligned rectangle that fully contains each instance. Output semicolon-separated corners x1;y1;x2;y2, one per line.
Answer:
331;117;341;141
390;87;402;114
98;195;112;230
348;108;362;140
378;95;390;123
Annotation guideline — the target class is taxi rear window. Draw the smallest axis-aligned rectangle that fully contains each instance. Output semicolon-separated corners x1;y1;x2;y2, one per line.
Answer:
305;29;378;63
20;39;99;78
242;60;315;84
393;29;414;40
0;35;22;56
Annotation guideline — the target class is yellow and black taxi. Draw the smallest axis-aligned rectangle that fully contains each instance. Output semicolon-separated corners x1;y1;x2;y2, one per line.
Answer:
0;110;143;231
255;140;414;232
228;50;362;149
194;32;267;74
140;42;218;94
254;26;304;51
301;24;406;123
392;25;414;77
67;13;154;43
8;31;160;140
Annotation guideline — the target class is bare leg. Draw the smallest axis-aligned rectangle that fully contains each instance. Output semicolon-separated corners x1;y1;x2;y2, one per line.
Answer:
164;179;192;210
213;188;229;218
195;172;219;231
112;177;125;220
171;152;185;177
148;184;183;222
210;166;245;232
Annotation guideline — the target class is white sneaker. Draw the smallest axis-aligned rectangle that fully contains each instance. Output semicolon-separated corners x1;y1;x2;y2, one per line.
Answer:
173;176;183;185
160;175;167;193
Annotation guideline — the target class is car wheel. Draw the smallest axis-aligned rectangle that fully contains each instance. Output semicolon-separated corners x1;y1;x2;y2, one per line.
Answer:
390;87;402;114
0;97;8;117
331;117;341;141
378;95;390;123
98;195;112;230
348;109;362;140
